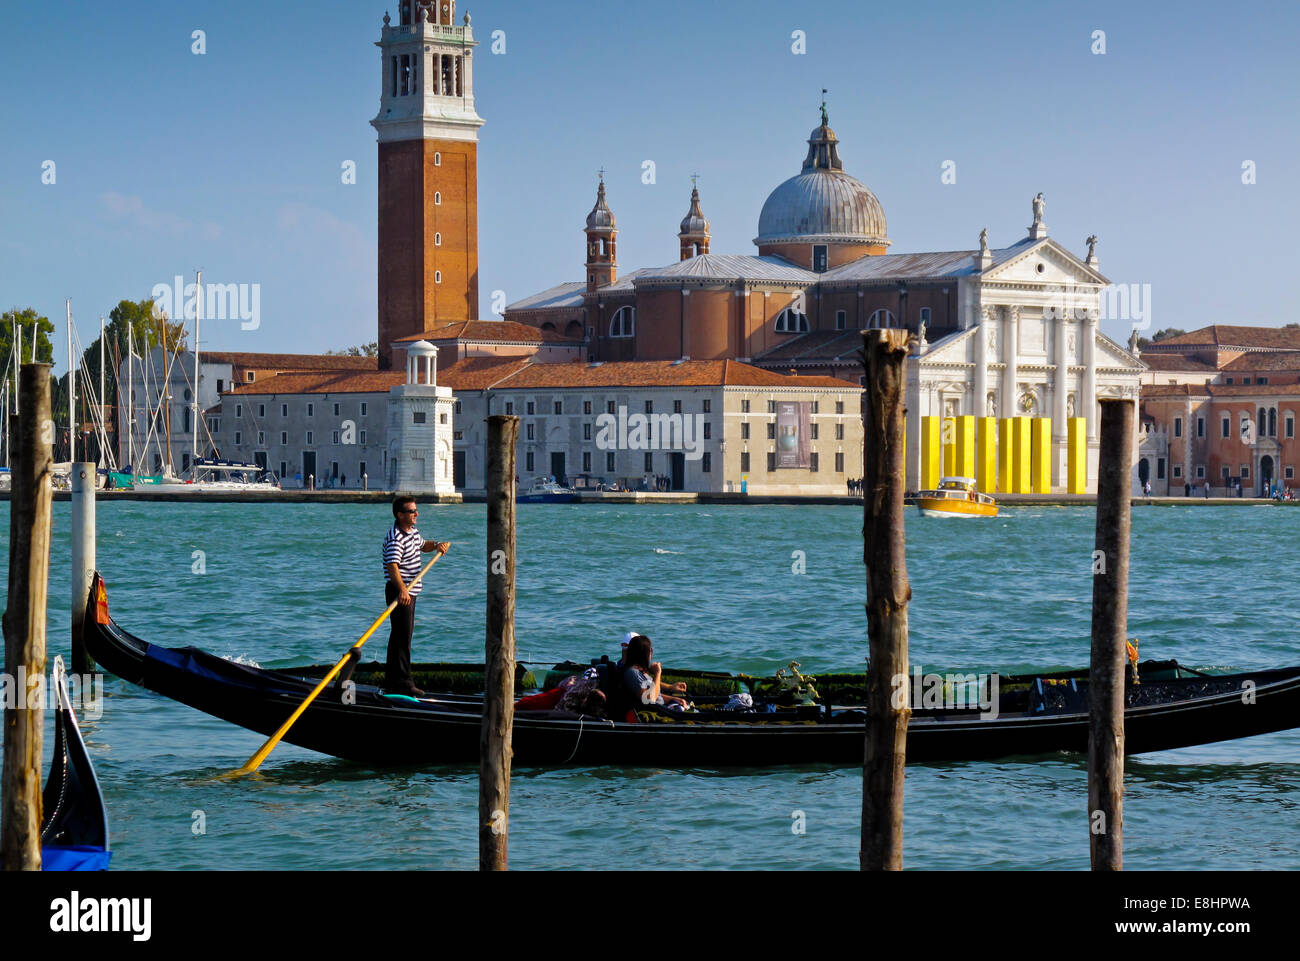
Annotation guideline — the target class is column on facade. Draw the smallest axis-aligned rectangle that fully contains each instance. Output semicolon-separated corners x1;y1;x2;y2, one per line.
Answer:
972;317;988;418
461;50;473;95
422;43;434;97
451;55;459;97
1002;306;1018;414
1082;310;1098;442
1053;313;1069;433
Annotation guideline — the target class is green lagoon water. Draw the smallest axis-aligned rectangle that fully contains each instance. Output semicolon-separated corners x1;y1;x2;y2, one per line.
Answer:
3;501;1299;870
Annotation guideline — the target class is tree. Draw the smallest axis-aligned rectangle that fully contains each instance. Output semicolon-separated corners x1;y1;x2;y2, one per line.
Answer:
1;307;56;367
327;342;379;358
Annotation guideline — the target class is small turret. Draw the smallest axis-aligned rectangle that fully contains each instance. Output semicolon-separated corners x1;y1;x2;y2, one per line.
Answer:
678;180;711;261
585;174;617;292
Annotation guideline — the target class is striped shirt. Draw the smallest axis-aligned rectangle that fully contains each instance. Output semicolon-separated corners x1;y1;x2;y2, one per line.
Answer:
383;524;425;597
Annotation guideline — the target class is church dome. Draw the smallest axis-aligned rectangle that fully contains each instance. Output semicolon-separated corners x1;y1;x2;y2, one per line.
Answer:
755;115;889;249
586;178;616;232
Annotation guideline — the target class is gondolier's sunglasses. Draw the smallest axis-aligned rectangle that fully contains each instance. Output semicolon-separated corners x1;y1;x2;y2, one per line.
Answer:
400;508;418;514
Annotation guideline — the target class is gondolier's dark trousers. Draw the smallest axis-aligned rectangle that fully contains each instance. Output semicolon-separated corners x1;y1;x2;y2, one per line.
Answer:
385;581;417;691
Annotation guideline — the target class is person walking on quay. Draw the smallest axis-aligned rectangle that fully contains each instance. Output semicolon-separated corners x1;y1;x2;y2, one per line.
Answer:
380;496;450;696
1143;480;1152;498
1185;482;1191;497
1204;481;1211;499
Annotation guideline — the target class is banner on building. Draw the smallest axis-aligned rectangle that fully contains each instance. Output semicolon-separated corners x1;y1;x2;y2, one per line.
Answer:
775;401;811;469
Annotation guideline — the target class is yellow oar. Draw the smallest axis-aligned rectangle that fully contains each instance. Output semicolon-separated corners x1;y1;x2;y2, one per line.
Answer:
220;550;447;779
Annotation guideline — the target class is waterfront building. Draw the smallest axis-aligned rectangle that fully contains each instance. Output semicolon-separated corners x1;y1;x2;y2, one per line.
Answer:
1138;326;1300;495
506;113;1146;494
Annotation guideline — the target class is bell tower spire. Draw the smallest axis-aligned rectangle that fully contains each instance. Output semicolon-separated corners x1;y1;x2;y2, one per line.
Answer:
678;177;711;261
373;4;485;369
585;173;617;292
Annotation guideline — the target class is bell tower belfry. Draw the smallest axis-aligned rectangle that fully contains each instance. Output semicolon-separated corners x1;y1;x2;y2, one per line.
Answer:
373;2;485;369
584;175;617;293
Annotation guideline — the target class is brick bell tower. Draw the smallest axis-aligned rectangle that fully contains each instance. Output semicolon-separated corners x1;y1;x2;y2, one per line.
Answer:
373;1;484;369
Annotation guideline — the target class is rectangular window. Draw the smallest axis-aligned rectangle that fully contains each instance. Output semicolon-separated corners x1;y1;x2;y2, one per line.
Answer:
526;424;535;440
216;380;224;394
1225;378;1234;385
413;412;426;424
703;422;712;440
454;401;462;415
674;400;682;414
360;430;367;445
742;400;751;413
1243;378;1252;386
236;404;243;418
453;431;463;441
836;310;846;330
1173;465;1182;478
606;452;616;472
583;451;592;472
810;452;820;473
1197;417;1205;438
331;461;339;479
280;431;288;445
333;403;341;417
361;403;368;417
1222;466;1232;480
1259;377;1269;385
584;401;593;415
812;245;828;273
836;401;845;414
811;424;820;440
836;423;844;440
835;452;845;473
767;401;776;413
1222;417;1230;438
740;452;750;473
1241;466;1250;479
607;400;616;415
741;423;750;440
257;431;265;446
505;402;514;415
332;430;340;445
280;461;288;480
307;403;314;417
644;452;654;472
359;462;366;480
234;431;242;446
583;423;592;440
246;372;255;382
767;423;776;440
1157;458;1166;480
702;452;711;473
703;399;711;413
527;401;535;415
258;404;266;418
526;452;535;472
1196;465;1205;479
1287;467;1295;480
812;401;819;414
919;307;932;324
1288;417;1296;439
645;400;654;414
1174;417;1183;438
440;413;448;425
281;404;288;418
554;401;563;415
306;431;314;445
766;452;776;472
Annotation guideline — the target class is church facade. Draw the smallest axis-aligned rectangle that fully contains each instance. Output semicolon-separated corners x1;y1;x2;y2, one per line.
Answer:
507;112;1147;493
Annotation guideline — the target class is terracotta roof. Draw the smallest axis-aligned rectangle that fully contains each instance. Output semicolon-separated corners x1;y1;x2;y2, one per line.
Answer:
1222;351;1300;372
1142;382;1300;399
1140;354;1218;371
482;359;859;391
1144;326;1300;352
227;370;404;395
437;357;533;390
202;351;378;371
393;321;579;346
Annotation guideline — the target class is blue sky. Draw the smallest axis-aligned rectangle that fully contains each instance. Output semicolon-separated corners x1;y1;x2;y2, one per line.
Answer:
2;0;1297;371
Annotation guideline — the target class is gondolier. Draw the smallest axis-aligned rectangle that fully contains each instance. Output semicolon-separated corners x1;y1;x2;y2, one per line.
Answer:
382;496;450;696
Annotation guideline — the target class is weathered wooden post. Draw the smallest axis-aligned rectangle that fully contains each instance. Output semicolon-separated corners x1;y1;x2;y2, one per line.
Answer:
71;461;97;674
1089;398;1134;871
481;414;518;871
860;329;912;871
2;364;54;871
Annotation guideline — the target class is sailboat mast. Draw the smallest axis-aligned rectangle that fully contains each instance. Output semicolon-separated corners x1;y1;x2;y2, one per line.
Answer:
99;316;106;467
127;324;135;470
67;299;76;463
194;269;202;462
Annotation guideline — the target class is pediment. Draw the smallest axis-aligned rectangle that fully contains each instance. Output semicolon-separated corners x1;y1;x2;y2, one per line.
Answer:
1096;330;1146;370
982;239;1109;287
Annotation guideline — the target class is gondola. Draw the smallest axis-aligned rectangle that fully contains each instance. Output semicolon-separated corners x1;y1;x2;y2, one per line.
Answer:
85;573;1300;767
41;656;111;870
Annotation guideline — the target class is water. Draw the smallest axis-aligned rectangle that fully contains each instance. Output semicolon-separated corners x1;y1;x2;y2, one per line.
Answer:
4;501;1299;869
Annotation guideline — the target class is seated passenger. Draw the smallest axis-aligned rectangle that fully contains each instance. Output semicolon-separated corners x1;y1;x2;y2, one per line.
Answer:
622;635;688;709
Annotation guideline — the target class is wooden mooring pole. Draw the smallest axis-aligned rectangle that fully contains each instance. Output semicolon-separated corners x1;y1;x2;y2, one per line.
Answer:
71;461;97;674
1089;399;1134;871
480;414;519;871
860;330;912;871
2;364;54;871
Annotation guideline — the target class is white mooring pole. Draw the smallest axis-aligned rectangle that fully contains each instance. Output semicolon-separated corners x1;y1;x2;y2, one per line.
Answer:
71;462;97;675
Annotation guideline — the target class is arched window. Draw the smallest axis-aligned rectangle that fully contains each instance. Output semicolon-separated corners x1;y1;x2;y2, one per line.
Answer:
434;271;442;284
434;192;442;206
434;152;442;167
868;309;896;329
1269;408;1277;437
434;232;442;247
774;308;809;333
609;306;636;339
540;322;557;333
1259;407;1267;438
